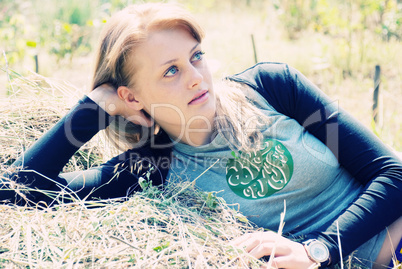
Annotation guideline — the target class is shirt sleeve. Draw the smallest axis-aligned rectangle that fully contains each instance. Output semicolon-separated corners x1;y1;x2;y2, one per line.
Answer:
230;62;402;265
1;95;115;204
1;92;172;206
283;64;401;265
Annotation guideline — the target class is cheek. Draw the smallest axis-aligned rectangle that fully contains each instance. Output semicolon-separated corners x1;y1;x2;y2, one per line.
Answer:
202;64;213;81
139;89;172;111
144;90;185;118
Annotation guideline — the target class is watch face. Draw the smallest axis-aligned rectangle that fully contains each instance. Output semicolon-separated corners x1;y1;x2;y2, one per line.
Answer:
310;241;329;262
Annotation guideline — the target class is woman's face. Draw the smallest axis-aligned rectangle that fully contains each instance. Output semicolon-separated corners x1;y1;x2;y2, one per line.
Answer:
131;27;216;142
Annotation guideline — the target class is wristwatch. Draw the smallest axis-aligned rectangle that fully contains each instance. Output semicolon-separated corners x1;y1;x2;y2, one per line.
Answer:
303;239;330;266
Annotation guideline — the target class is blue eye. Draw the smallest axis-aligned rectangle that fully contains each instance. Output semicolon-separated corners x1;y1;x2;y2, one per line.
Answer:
164;66;179;77
191;51;205;62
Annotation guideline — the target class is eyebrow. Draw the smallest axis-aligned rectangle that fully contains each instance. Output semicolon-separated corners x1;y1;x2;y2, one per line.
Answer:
160;43;200;67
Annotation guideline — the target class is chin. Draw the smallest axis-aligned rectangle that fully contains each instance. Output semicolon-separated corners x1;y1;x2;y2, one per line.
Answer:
204;105;217;125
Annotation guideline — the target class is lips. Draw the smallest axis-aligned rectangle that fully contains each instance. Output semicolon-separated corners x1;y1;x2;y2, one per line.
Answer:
189;90;208;105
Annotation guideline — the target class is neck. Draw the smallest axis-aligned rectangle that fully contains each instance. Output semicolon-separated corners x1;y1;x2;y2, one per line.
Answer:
159;117;215;147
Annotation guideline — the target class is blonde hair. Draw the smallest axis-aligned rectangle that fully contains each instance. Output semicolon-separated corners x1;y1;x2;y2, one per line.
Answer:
214;80;269;152
91;3;204;150
91;3;268;153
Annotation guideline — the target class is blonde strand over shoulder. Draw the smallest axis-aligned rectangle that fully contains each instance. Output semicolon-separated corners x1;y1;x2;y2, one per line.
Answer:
214;80;270;153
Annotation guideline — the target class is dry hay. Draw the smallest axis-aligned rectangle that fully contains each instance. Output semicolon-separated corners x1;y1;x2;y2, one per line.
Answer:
0;69;105;171
0;182;262;268
0;69;391;269
0;70;263;268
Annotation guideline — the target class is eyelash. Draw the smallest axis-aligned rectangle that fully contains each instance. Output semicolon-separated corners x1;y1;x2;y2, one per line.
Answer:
191;51;205;62
163;51;205;78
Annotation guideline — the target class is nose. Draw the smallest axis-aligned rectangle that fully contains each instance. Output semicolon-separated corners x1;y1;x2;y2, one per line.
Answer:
187;65;203;89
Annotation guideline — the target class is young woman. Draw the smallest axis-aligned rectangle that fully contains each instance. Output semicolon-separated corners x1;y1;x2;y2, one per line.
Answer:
1;3;401;269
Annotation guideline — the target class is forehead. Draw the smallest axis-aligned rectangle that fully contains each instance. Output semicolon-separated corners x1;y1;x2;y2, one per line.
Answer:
135;27;198;64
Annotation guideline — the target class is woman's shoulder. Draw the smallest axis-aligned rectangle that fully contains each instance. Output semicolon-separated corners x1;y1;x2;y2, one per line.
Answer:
226;62;297;106
227;62;295;92
233;62;290;75
229;62;291;80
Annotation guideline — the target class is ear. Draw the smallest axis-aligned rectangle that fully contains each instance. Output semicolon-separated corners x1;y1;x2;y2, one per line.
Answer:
117;86;144;110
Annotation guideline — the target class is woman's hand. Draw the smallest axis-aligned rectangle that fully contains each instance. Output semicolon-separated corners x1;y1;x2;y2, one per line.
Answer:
88;84;153;127
231;231;318;269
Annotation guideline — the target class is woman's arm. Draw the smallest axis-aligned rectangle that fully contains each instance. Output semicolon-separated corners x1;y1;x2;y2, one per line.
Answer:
1;85;170;205
1;93;113;204
229;62;402;266
260;63;402;265
282;64;402;265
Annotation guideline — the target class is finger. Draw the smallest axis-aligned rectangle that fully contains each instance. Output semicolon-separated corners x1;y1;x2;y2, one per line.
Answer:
243;231;278;253
231;231;277;251
250;242;275;259
249;242;291;259
234;232;270;253
269;256;301;269
138;110;154;127
241;236;263;253
98;83;116;91
266;254;317;269
260;260;280;269
269;256;289;269
125;111;154;127
231;231;279;246
230;233;254;246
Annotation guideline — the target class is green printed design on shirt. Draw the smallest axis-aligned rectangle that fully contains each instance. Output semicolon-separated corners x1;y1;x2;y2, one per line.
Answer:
226;139;293;199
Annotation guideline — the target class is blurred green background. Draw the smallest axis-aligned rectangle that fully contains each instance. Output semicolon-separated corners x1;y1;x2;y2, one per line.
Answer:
1;0;401;150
